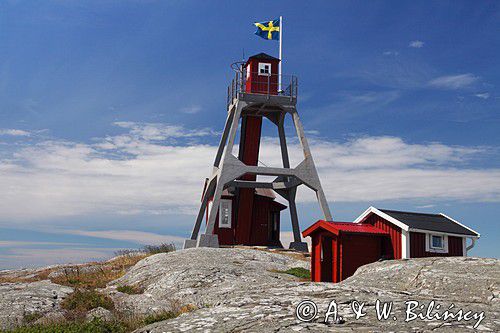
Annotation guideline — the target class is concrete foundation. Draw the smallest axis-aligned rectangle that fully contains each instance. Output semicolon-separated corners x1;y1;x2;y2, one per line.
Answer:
183;239;198;249
289;241;309;252
197;234;219;248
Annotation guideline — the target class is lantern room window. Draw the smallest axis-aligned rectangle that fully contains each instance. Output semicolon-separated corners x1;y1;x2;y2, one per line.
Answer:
219;199;232;228
258;63;271;76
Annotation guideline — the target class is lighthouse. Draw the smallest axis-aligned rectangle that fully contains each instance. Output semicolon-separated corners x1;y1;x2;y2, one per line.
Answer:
184;52;333;251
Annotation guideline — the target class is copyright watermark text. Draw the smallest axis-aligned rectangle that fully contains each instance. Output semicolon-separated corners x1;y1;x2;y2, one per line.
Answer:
295;299;485;329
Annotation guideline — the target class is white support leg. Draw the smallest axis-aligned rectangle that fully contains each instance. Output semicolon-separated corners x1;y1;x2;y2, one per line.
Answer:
291;110;333;221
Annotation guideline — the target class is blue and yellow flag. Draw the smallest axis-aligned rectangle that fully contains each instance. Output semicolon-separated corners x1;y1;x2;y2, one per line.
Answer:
254;19;280;41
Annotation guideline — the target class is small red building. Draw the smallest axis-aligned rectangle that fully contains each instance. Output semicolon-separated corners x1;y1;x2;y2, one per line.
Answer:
303;207;480;283
302;221;390;283
244;53;280;95
207;187;286;247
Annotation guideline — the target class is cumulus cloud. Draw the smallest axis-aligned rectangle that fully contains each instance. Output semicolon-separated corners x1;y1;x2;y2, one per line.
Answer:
180;105;202;114
383;50;399;56
0;248;116;268
0;122;499;222
475;92;490;99
409;40;424;48
64;229;185;247
0;129;30;136
428;74;478;89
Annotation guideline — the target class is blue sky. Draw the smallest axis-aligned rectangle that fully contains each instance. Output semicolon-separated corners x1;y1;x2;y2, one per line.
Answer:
0;1;499;268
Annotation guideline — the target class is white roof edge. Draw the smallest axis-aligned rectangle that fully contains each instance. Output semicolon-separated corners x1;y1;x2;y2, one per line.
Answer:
353;206;374;223
354;206;409;231
438;213;480;238
408;227;480;239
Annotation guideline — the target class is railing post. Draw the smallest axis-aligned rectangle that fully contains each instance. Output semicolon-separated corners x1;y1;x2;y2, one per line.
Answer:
267;74;270;98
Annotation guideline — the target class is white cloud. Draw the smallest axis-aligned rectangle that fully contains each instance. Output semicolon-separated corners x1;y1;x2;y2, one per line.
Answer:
63;229;185;247
409;40;424;48
415;204;435;209
0;129;30;136
383;50;399;56
0;248;116;268
0;241;80;247
428;74;478;90
0;122;499;222
180;105;202;114
475;92;490;99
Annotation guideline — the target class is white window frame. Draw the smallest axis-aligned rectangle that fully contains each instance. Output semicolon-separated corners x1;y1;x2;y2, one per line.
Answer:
425;233;449;253
218;199;232;229
258;62;271;76
246;64;251;79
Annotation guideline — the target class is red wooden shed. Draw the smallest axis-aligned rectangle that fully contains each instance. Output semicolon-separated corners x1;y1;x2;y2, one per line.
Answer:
302;221;390;283
354;207;480;259
303;207;480;283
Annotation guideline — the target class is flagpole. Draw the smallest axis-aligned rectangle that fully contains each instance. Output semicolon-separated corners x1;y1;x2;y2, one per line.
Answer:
279;16;283;92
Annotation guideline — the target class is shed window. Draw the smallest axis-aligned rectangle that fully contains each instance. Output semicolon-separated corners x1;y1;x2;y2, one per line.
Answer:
431;235;444;249
426;233;448;253
258;62;271;76
219;200;232;228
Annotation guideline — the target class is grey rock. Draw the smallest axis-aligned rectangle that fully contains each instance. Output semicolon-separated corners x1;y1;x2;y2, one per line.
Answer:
1;248;498;332
33;311;66;325
0;280;73;330
86;307;113;322
127;250;498;333
107;248;309;315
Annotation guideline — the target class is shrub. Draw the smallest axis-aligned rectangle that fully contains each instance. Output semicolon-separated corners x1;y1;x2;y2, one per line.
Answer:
142;311;179;325
22;312;43;324
116;284;143;295
61;289;114;313
5;304;197;333
4;318;127;333
50;254;148;289
142;243;176;254
277;267;311;279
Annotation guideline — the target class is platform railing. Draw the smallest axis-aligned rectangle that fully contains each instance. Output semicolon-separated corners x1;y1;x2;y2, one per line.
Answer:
227;71;298;108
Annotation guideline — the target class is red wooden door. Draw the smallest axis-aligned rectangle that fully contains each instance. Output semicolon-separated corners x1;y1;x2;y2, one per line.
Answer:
321;235;333;282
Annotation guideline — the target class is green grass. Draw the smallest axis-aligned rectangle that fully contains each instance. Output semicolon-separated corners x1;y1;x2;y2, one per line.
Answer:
142;311;179;325
278;267;311;279
1;318;127;333
116;285;143;295
61;289;114;312
1;309;194;333
21;313;43;324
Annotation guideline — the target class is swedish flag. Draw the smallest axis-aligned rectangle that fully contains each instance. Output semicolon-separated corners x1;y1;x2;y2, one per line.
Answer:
254;19;280;41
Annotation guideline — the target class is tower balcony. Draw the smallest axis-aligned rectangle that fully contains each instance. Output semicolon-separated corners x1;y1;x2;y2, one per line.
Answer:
227;71;298;109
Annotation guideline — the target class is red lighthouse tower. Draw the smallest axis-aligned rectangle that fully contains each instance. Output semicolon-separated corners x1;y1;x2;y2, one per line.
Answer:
185;53;333;251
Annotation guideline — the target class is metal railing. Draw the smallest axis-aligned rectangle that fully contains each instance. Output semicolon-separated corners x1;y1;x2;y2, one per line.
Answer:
227;70;298;108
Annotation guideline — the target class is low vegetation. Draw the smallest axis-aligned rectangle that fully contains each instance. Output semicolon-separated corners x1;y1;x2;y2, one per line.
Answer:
116;284;143;295
142;311;180;326
3;318;128;333
276;267;311;279
0;243;181;332
3;306;197;333
51;254;149;289
0;243;176;286
61;289;114;313
142;243;176;255
21;313;43;325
